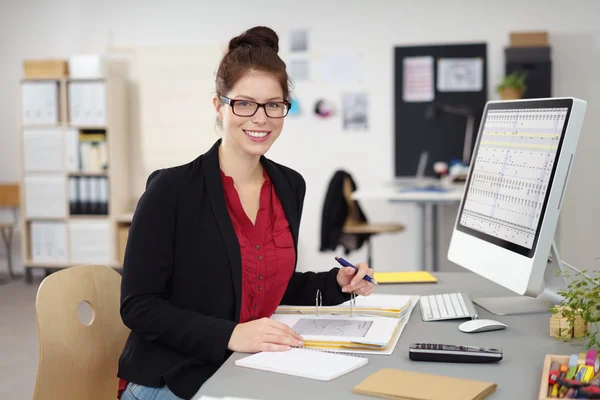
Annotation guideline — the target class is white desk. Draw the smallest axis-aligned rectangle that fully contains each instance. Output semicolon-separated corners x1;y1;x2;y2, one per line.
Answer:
352;183;464;272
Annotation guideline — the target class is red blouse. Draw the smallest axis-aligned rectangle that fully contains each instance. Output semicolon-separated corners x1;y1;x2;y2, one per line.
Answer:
221;168;296;322
117;168;296;399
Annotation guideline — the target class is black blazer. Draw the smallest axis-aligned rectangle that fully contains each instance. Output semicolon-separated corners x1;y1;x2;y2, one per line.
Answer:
118;139;350;399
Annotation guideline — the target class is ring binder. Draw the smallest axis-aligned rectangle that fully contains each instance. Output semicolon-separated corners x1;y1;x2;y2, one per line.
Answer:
316;289;358;317
315;289;322;317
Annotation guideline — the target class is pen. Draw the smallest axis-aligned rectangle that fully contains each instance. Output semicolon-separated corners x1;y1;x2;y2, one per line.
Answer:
335;257;378;286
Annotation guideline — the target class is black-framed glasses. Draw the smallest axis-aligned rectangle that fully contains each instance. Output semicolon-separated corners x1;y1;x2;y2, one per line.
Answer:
220;96;291;118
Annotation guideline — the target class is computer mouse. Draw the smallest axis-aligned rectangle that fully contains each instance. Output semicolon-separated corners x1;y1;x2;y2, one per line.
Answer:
458;319;507;333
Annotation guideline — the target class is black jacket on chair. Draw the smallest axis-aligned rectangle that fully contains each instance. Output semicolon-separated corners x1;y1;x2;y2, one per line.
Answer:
319;170;371;254
118;140;350;399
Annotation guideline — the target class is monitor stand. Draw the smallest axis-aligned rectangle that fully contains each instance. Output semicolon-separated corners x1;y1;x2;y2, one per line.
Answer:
472;242;577;316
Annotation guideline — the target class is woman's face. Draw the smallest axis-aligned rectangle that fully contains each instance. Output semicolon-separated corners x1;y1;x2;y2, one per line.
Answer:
214;71;285;158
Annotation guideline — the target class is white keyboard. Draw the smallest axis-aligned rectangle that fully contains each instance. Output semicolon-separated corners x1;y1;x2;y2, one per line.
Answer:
420;292;479;322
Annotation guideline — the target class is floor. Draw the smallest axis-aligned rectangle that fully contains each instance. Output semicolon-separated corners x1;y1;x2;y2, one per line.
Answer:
0;276;41;400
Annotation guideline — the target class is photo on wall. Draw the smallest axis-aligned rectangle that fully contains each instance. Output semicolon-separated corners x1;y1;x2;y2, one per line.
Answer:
342;92;368;131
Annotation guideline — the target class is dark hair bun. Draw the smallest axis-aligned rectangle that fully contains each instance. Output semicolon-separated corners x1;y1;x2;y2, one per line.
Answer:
228;26;279;53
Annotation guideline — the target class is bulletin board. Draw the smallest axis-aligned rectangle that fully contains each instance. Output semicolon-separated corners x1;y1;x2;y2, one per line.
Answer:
394;43;488;177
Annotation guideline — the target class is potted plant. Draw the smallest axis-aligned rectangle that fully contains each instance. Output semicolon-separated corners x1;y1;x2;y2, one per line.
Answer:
496;70;528;100
549;269;600;349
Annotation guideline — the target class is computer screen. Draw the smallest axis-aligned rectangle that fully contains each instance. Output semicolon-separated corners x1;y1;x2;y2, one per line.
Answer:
448;98;587;299
456;102;570;257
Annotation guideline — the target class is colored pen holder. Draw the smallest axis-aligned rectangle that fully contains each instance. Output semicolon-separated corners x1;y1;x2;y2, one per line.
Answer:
539;353;600;399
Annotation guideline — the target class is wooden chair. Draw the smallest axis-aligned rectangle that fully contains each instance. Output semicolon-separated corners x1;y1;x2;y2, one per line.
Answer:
341;176;405;267
0;184;19;280
33;265;130;400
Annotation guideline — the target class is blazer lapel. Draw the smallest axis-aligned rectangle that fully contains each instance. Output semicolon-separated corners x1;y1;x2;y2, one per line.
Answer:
262;158;300;252
202;139;242;321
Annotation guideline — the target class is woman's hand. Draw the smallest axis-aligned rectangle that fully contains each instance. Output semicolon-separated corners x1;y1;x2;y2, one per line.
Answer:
228;318;304;353
336;263;375;297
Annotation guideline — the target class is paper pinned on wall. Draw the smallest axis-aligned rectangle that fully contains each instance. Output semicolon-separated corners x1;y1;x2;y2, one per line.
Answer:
342;92;368;131
437;57;483;92
290;29;309;53
402;56;434;102
321;54;363;85
288;58;310;82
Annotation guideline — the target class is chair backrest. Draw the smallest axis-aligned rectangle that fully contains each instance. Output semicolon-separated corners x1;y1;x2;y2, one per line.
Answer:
342;175;358;224
33;265;130;400
0;184;19;207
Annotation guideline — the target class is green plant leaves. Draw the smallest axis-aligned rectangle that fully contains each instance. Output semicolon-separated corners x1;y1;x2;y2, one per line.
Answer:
549;269;600;349
496;70;528;93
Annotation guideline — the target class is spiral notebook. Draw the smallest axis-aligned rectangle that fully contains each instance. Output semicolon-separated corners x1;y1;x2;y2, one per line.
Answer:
234;348;368;381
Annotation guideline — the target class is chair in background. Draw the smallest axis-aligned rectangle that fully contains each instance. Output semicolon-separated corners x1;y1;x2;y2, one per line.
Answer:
320;170;405;268
0;184;19;281
33;264;130;400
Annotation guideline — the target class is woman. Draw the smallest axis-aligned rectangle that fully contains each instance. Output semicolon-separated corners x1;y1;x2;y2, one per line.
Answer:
118;26;375;400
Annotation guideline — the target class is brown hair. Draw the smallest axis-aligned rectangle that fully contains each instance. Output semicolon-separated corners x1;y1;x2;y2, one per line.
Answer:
216;26;290;101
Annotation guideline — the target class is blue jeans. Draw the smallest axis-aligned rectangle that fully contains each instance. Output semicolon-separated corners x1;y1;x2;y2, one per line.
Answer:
121;382;185;400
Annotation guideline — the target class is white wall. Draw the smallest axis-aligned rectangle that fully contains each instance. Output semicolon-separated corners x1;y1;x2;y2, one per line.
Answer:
1;0;599;276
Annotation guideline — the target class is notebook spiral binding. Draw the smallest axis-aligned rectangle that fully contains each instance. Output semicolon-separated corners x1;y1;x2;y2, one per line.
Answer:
292;346;367;359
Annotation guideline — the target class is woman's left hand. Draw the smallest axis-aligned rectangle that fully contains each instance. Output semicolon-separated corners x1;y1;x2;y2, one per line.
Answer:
336;263;376;296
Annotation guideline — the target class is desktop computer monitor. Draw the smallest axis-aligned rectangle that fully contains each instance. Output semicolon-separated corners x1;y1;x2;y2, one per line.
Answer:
447;97;587;315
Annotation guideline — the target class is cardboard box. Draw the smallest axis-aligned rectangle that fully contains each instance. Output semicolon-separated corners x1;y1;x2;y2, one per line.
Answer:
23;59;68;78
69;54;105;78
510;31;549;47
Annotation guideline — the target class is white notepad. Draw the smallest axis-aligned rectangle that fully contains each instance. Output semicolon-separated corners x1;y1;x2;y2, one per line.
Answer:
234;348;368;381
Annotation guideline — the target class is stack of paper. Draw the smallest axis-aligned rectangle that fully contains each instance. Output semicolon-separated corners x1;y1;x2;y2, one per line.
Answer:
276;294;413;318
24;175;67;218
23;129;64;172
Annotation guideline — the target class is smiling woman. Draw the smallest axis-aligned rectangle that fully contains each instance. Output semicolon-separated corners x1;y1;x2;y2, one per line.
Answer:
116;26;375;400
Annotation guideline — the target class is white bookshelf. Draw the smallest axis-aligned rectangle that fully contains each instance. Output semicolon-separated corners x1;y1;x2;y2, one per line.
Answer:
18;61;130;282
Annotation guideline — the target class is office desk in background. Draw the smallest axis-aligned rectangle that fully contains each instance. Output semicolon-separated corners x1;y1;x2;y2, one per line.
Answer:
352;183;464;272
194;272;584;400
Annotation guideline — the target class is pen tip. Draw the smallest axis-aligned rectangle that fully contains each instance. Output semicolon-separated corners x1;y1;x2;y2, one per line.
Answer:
334;257;339;260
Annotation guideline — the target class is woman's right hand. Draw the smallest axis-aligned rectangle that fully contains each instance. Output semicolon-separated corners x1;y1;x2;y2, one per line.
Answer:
227;317;304;353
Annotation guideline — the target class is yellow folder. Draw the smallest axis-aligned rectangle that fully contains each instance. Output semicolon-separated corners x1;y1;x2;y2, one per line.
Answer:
373;271;437;284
